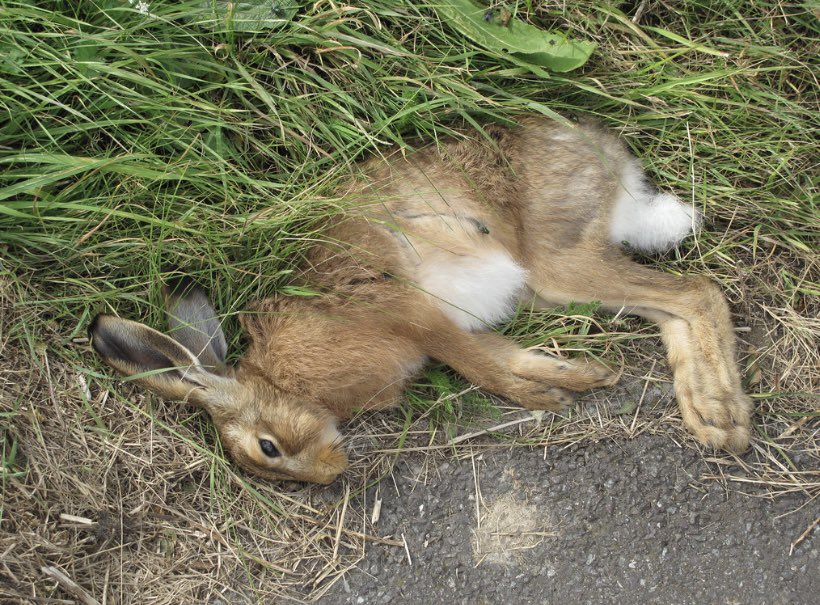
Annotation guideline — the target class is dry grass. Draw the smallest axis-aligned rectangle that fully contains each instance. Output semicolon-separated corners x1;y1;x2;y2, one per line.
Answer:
1;1;818;603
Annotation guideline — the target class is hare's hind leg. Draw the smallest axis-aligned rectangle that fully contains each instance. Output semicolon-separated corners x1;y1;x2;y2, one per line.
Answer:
526;250;752;452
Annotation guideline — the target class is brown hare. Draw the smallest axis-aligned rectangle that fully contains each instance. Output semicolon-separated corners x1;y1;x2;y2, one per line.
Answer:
90;116;753;484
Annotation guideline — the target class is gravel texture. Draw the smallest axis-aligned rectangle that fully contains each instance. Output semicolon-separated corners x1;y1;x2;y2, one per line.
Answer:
322;435;818;604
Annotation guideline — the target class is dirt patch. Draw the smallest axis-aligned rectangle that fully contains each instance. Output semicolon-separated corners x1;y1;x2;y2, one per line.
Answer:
472;493;555;567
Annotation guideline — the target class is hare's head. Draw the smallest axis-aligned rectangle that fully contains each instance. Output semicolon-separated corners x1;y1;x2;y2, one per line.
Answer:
89;277;347;485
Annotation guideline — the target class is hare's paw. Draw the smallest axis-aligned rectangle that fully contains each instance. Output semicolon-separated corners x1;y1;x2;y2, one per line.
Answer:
512;351;619;391
575;360;620;389
513;383;575;412
680;387;753;453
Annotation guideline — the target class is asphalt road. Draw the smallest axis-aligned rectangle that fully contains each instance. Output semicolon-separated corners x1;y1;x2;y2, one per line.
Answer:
321;435;818;605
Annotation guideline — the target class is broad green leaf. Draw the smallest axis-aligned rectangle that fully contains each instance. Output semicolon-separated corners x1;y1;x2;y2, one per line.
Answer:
72;42;106;77
203;124;240;162
434;0;595;74
200;0;299;32
0;45;26;75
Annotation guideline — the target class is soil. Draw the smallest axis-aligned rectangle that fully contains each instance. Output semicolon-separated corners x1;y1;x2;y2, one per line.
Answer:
320;435;818;605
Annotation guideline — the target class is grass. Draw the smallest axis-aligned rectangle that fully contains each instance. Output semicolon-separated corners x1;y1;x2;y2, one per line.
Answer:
1;0;818;602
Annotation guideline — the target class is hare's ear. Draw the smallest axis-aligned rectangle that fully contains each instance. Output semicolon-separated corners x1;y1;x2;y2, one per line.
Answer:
163;276;228;373
89;314;231;407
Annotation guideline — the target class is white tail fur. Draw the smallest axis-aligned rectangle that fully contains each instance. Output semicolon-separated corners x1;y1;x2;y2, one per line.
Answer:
609;162;701;253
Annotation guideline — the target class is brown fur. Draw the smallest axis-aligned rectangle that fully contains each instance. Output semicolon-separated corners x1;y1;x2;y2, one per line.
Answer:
90;116;753;484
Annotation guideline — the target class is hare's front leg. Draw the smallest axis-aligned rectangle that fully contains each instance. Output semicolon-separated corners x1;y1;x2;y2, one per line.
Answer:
525;250;753;452
409;312;615;412
507;341;618;392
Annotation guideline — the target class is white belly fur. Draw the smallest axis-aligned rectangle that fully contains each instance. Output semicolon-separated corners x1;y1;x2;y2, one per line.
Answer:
415;248;527;331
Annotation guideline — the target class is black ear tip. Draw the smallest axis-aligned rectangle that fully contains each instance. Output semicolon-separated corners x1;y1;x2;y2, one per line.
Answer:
89;313;121;357
163;272;203;299
88;313;107;343
88;314;116;358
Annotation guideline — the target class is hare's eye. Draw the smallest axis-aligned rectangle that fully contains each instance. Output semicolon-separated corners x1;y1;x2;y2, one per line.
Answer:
259;439;280;458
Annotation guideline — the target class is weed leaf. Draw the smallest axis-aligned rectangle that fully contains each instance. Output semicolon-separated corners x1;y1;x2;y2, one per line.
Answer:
435;0;595;74
201;0;299;32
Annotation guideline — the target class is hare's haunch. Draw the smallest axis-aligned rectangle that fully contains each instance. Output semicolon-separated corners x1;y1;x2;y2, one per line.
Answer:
91;117;752;484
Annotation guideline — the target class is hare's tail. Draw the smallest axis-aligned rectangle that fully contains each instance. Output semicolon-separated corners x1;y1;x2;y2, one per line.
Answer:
608;162;701;253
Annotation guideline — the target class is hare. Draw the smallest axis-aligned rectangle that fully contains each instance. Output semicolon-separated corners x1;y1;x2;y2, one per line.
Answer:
90;116;753;484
